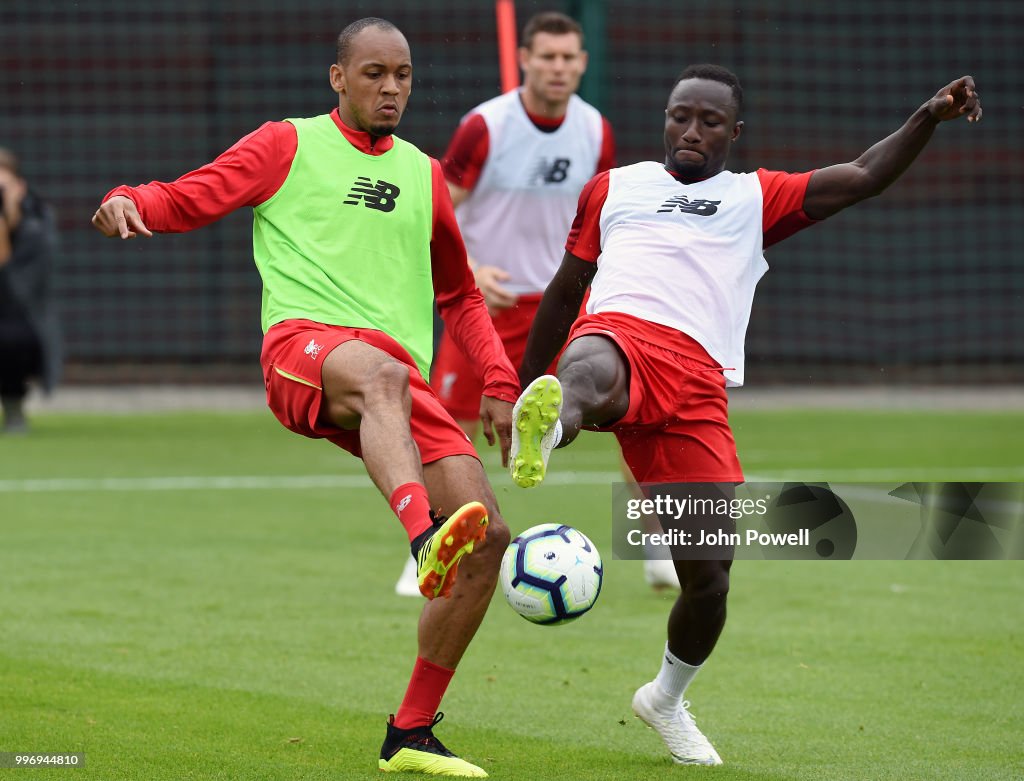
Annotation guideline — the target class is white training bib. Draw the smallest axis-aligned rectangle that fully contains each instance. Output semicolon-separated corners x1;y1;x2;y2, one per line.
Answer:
457;91;604;294
590;162;769;387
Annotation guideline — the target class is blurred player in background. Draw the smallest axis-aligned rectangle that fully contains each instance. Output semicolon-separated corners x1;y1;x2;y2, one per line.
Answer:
394;11;675;596
0;148;61;434
92;17;520;778
511;66;982;764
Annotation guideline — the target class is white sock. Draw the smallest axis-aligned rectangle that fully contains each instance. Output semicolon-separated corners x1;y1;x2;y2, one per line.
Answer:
652;643;702;709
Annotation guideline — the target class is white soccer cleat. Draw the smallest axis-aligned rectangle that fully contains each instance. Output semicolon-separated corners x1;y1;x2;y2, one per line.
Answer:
644;558;680;592
510;375;563;489
632;682;723;765
394;555;421;597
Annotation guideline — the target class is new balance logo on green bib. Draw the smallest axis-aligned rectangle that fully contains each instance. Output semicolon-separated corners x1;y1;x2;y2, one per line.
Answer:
253;113;435;380
345;176;401;212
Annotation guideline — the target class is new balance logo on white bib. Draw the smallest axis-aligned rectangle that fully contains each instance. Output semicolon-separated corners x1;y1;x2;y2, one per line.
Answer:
456;91;603;295
590;162;769;387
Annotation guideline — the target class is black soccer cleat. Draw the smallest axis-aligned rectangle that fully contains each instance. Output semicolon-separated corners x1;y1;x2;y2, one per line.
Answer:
378;712;487;776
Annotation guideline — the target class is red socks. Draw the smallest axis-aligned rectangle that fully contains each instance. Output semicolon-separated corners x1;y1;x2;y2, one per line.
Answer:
389;482;433;542
393;657;455;729
389;490;452;727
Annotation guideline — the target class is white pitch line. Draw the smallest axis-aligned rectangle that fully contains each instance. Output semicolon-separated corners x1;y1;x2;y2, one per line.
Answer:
0;475;370;493
744;467;1024;481
0;468;1019;494
0;471;625;493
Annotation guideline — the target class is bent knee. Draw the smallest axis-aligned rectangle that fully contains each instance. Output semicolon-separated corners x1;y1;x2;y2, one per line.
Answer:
322;357;411;426
363;360;412;401
478;514;511;558
679;562;731;601
560;336;629;394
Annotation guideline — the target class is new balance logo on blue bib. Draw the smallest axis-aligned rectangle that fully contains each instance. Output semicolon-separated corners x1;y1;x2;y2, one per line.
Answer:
344;177;401;212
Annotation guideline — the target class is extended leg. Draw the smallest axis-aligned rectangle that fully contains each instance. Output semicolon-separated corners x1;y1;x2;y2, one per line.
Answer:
632;485;735;766
668;558;732;664
418;455;509;667
510;334;630;487
320;340;424;497
322;341;483;600
380;455;507;778
554;334;630;446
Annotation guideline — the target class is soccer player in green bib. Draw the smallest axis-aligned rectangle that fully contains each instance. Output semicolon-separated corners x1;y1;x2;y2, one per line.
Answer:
92;17;518;779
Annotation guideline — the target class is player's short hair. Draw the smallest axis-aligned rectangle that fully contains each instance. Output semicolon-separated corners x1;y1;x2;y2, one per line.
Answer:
336;17;402;65
674;64;744;116
521;11;584;50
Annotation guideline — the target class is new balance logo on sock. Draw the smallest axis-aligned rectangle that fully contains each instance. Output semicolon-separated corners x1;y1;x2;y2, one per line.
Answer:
344;176;401;212
396;495;412;515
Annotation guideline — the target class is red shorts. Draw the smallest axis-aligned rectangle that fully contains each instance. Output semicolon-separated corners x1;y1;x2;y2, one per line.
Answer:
431;293;554;421
567;312;743;484
260;319;477;464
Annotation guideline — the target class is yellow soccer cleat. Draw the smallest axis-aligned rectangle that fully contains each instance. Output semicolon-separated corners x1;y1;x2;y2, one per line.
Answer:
413;502;489;599
509;375;563;488
379;713;488;777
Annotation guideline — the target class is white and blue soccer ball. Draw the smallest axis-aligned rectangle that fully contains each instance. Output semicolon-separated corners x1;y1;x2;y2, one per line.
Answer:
500;523;603;625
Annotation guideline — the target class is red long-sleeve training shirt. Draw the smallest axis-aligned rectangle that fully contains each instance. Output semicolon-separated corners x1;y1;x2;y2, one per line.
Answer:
104;109;519;403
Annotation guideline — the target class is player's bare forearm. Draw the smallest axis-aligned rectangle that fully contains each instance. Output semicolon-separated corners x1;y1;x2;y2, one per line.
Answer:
805;107;939;220
519;253;595;386
804;76;981;221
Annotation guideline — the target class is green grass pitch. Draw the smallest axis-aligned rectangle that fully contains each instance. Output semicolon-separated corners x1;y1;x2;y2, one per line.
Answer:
1;408;1022;779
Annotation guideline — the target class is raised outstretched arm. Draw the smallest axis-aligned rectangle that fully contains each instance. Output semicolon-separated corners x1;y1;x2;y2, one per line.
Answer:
803;76;982;221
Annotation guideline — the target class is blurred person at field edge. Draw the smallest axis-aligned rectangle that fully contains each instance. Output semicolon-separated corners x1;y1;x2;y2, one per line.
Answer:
511;66;982;765
92;17;518;779
0;148;61;434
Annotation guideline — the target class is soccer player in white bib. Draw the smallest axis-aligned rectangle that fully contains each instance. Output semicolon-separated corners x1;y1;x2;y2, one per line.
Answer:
511;65;982;764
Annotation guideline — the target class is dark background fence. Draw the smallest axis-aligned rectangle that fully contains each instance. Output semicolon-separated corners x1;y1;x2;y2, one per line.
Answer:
3;0;1021;384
